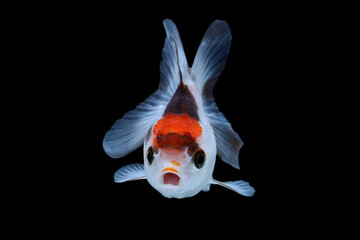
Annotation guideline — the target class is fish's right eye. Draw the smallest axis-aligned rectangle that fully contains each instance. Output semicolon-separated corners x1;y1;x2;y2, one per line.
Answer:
146;147;154;165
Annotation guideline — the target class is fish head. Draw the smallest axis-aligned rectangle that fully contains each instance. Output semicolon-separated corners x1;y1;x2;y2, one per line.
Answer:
143;122;216;199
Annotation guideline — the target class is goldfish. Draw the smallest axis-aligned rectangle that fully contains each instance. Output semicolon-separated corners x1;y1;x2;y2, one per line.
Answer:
103;19;255;199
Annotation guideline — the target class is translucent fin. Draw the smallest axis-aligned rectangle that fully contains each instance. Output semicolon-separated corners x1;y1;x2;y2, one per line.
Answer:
211;179;255;197
114;163;146;183
103;90;168;158
160;19;190;88
191;20;232;100
103;19;189;159
191;20;242;169
205;102;243;169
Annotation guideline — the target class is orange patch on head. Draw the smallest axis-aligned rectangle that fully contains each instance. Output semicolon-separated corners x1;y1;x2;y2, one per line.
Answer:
153;113;202;138
153;113;202;150
171;160;181;167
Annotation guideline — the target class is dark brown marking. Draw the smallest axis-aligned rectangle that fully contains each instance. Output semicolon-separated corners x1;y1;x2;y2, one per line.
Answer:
163;83;199;120
156;132;199;155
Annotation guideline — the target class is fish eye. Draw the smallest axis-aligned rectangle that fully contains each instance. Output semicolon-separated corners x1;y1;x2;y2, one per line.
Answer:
193;149;206;169
146;147;154;165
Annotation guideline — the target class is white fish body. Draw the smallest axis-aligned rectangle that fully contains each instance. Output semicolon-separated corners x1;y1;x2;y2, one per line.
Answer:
103;19;255;199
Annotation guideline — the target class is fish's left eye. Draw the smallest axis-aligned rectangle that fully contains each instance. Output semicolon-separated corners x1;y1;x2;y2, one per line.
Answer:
193;149;206;169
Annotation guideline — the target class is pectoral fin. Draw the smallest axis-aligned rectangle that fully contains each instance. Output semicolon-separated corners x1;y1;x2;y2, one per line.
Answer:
114;163;146;183
211;178;255;197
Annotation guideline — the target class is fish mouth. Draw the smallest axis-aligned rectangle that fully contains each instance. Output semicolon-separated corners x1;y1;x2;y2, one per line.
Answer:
163;172;180;186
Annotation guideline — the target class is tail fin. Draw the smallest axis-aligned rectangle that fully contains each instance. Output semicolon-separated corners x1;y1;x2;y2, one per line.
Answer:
103;19;188;159
191;20;244;169
103;19;191;159
191;20;232;102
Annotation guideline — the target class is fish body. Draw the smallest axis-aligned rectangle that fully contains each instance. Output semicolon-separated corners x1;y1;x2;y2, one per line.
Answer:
103;19;255;198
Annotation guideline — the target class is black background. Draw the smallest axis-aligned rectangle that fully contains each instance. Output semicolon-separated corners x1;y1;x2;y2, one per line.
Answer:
16;2;334;235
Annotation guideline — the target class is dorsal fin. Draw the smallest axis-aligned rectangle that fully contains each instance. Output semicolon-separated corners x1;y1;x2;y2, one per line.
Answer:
169;37;183;84
159;19;190;97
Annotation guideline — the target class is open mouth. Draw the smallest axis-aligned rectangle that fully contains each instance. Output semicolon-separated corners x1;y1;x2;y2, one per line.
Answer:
163;172;180;186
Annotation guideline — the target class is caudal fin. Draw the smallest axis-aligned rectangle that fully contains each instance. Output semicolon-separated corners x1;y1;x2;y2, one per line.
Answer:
191;20;244;169
191;20;232;101
103;19;188;159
